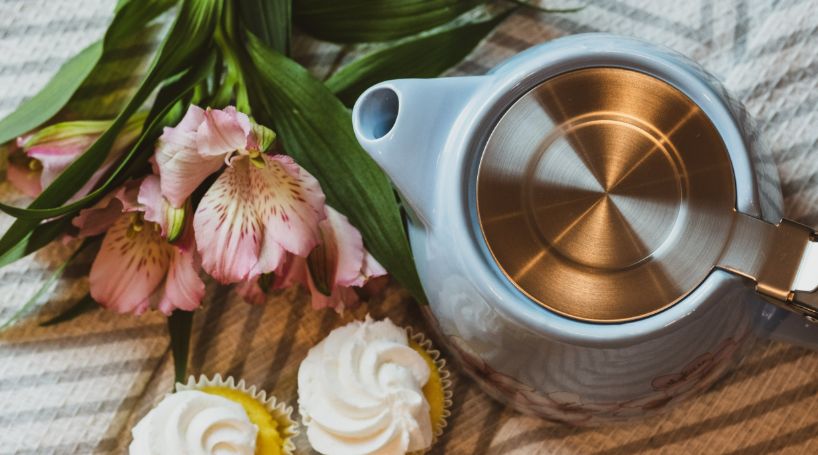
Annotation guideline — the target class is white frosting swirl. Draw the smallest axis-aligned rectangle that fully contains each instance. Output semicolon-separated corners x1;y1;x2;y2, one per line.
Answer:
298;316;433;455
129;390;258;455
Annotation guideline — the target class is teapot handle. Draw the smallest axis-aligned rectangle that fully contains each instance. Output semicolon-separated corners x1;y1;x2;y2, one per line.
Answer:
717;216;818;349
759;220;818;322
717;215;818;327
764;227;818;349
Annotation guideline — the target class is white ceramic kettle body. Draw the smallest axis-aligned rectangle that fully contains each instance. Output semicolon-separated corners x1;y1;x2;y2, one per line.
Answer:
352;34;818;424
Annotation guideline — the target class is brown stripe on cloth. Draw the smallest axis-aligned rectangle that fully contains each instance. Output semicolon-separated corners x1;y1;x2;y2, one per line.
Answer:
224;303;266;379
589;379;818;455
15;438;118;454
0;261;90;282
707;345;813;394
261;294;307;391
97;346;173;454
724;422;818;454
0;323;165;358
0;356;162;390
0;396;141;427
189;284;232;374
473;401;511;455
493;425;591;453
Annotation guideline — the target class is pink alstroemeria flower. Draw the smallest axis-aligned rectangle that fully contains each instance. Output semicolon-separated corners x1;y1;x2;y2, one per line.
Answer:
6;113;145;199
193;153;326;284
155;105;255;208
77;176;205;315
237;207;387;311
6;149;42;197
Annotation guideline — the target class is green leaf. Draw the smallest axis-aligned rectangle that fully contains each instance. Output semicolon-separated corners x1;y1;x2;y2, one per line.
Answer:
327;11;509;105
0;217;73;268
0;43;102;144
106;0;179;44
168;310;194;383
115;0;134;12
66;24;168;119
0;0;221;258
293;0;485;43
39;293;98;327
241;33;426;303
238;0;291;54
0;60;214;221
0;0;175;144
507;0;584;13
0;240;91;330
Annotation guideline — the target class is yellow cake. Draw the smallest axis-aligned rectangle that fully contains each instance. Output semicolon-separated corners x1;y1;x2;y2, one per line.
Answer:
177;375;298;455
201;386;286;455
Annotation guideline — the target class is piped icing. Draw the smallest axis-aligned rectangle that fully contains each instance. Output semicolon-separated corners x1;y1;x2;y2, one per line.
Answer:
298;316;433;455
129;390;257;455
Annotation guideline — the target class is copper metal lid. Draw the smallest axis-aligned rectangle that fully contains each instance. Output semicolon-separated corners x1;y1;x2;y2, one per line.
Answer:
476;67;736;322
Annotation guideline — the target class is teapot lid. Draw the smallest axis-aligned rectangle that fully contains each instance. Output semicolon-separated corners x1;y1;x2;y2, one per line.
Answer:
476;67;736;322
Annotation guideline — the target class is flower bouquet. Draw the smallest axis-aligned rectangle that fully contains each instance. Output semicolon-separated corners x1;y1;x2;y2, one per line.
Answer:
0;0;570;381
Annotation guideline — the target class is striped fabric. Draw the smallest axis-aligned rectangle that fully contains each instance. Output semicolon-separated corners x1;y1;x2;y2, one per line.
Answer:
2;0;818;453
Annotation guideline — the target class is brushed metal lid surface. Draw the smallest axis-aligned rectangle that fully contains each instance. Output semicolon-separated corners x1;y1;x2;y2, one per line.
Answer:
476;67;736;322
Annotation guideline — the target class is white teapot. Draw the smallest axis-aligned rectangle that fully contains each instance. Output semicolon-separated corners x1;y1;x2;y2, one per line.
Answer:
351;34;818;424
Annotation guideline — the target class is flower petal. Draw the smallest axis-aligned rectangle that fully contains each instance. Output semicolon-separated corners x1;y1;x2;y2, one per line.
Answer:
89;214;173;314
194;158;263;283
321;206;366;287
362;252;387;280
155;105;223;208
138;175;170;236
72;197;124;238
157;228;205;314
72;180;140;237
196;106;252;157
253;154;326;272
170;105;206;138
6;153;42;197
307;206;387;295
235;279;267;305
194;155;326;282
308;280;361;313
157;144;223;209
273;254;308;290
26;142;86;189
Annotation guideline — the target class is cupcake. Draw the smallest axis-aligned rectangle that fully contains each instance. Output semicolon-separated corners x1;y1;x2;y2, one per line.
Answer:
130;374;297;455
298;316;452;455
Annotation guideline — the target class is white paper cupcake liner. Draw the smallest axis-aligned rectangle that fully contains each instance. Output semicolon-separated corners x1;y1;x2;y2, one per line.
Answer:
407;327;453;453
178;374;299;455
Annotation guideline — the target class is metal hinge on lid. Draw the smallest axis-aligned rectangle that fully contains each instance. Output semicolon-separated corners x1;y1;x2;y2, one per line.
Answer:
791;237;818;323
718;216;818;324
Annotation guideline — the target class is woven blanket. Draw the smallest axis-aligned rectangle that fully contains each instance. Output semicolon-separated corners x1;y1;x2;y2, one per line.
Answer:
2;0;818;453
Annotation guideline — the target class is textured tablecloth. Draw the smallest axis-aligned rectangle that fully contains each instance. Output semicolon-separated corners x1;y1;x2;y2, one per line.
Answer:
3;0;818;453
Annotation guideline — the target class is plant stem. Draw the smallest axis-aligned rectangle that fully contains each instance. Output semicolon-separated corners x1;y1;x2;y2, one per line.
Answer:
212;0;249;111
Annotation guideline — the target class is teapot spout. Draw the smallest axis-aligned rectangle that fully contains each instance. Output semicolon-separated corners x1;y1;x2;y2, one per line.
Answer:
352;77;485;226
